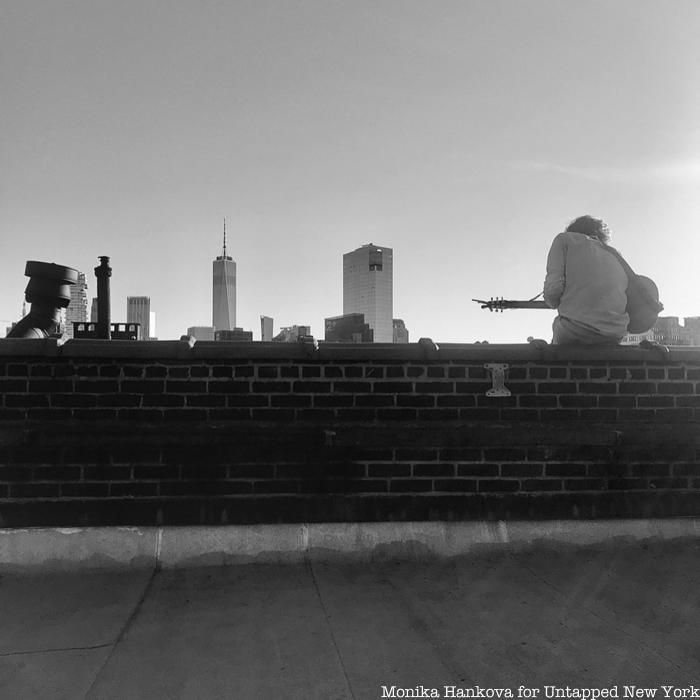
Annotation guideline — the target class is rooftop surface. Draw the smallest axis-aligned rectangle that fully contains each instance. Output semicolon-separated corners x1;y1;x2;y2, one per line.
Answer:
1;538;698;700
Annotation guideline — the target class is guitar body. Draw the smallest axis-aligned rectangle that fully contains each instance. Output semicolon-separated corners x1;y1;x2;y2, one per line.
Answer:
626;275;663;334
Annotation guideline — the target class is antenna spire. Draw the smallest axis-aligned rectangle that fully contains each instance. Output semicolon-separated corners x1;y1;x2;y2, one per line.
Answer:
223;217;227;258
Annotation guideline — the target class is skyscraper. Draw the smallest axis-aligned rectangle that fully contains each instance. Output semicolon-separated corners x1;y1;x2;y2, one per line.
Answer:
127;296;151;340
343;243;393;342
213;219;236;331
65;271;88;339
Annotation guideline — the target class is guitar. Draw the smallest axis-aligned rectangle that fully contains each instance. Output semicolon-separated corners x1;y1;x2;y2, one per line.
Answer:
472;297;550;312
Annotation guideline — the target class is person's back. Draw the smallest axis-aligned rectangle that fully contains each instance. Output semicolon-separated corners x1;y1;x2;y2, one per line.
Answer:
543;216;629;344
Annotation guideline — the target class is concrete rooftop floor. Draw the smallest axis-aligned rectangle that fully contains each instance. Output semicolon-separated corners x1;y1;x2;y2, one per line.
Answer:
1;538;699;700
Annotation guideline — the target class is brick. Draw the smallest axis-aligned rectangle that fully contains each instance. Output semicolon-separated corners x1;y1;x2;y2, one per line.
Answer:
191;366;211;377
388;480;433;493
518;395;558;408
437;395;476;407
212;366;233;378
433;479;477;492
368;464;411;477
121;380;165;394
396;449;438;461
356;395;394;408
484;448;526;461
226;396;268;407
61;483;110;497
123;366;144;378
440;448;481;461
313;395;353;408
209;381;250;394
282;366;301;378
546;463;587;477
250;409;296;422
167;367;190;378
406;366;425;377
252;381;291;393
559;395;597;408
186;395;226;408
386;367;405;378
143;395;186;408
417;409;460;421
166;381;207;393
258;366;279;378
343;366;364;378
27;379;73;393
365;366;385;379
162;409;209;422
455;383;491;395
658;382;694;394
11;483;61;498
398;395;436;408
271;395;312;408
209;409;251;420
457;463;499;477
563;478;606;491
6;395;50;408
427;367;445;378
234;366;254;377
377;409;417;421
478;479;519;492
110;483;159;497
413;463;454;477
7;364;29;376
598;396;636;408
30;365;54;377
97;394;142;408
500;464;543;477
145;366;167;378
538;382;577;394
51;394;97;408
521;479;562;491
459;408;500;420
618;382;656;394
293;381;332;393
302;366;322;378
415;382;454;394
72;409;119;421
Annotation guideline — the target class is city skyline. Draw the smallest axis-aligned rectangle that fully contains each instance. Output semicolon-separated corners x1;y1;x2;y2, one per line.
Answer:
2;2;699;342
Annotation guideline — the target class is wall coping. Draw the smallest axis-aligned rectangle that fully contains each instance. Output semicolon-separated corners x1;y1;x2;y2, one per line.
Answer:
2;338;700;362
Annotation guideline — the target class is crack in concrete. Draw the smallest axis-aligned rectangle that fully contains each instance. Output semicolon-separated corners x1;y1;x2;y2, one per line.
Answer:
307;561;357;700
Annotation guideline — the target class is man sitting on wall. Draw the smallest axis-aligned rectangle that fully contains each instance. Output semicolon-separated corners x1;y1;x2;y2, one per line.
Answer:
543;215;629;345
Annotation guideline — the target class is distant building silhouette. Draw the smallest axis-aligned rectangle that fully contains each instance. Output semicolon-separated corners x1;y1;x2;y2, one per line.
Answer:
273;325;311;342
215;328;252;342
343;243;393;342
90;297;98;323
127;296;152;340
213;220;236;332
622;316;700;345
187;326;215;341
325;313;373;343
64;272;88;339
393;318;409;344
260;316;274;341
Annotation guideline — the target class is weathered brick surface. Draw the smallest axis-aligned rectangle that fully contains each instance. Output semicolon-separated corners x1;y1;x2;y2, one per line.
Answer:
0;340;699;525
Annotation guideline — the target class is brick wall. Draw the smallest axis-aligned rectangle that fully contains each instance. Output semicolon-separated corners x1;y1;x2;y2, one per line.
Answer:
1;337;699;526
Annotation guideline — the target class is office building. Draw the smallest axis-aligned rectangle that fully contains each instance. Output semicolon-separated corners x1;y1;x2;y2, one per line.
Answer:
187;326;215;341
64;272;89;339
260;316;274;342
127;296;151;340
273;325;311;342
325;313;373;343
343;243;393;342
393;318;409;344
90;297;98;323
215;328;252;342
213;220;236;332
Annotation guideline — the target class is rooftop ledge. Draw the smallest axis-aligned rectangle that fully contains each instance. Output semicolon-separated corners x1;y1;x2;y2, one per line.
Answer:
1;337;699;363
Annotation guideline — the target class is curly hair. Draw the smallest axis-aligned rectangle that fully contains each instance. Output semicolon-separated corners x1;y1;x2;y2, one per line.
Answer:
565;215;611;244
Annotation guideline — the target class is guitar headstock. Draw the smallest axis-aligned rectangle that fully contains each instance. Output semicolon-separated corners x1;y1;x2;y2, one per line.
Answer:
472;297;508;312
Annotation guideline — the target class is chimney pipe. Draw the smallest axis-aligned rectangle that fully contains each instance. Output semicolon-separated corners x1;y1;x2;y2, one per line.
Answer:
94;256;112;340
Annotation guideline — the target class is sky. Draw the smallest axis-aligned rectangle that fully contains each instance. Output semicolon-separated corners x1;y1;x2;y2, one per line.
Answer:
1;0;699;343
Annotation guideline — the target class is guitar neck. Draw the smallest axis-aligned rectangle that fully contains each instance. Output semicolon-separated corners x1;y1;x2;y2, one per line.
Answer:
473;298;550;311
496;300;550;310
